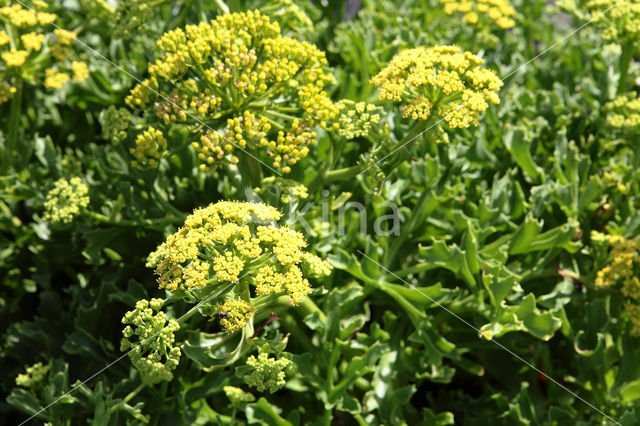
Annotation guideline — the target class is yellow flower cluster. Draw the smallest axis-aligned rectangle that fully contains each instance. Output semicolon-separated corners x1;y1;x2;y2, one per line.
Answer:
583;0;640;44
440;0;516;29
1;49;28;66
594;236;640;288
593;234;640;336
627;304;640;337
125;11;336;173
371;45;503;128
604;92;640;136
0;1;88;103
43;177;90;224
130;127;167;169
71;60;89;81
44;68;69;89
148;201;320;332
217;299;256;333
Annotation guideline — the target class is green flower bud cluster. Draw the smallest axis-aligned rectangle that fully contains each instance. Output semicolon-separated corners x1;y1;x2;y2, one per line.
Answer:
43;177;89;224
15;362;49;388
111;0;156;39
604;92;640;137
244;351;292;393
121;298;181;385
334;100;381;140
255;176;309;204
102;106;131;145
259;0;314;35
223;385;255;407
301;252;333;279
585;0;640;45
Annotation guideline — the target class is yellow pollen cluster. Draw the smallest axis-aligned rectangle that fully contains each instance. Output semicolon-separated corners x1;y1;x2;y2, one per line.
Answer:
371;45;503;128
440;0;516;29
125;10;337;172
218;299;256;333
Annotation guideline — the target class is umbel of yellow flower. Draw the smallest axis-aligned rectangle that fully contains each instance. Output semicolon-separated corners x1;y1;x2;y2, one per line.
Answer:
125;10;336;173
594;235;640;289
593;233;640;336
0;2;88;98
604;92;640;136
581;0;640;44
217;299;256;333
147;201;328;332
130;126;167;168
371;45;503;128
44;68;70;89
1;50;29;67
440;0;516;29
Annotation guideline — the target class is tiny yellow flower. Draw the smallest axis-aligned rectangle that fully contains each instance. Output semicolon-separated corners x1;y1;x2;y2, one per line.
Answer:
20;32;45;51
217;299;255;333
54;29;77;46
44;68;70;89
0;30;10;46
441;0;516;29
0;82;17;104
129;127;167;169
71;61;89;81
0;4;38;27
371;45;503;128
36;12;57;25
1;50;29;67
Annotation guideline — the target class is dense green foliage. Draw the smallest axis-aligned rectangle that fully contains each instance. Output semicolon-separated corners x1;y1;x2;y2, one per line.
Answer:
2;0;640;424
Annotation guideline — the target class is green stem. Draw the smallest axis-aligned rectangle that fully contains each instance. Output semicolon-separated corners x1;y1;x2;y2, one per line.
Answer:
177;282;236;324
322;164;363;183
280;313;315;353
323;408;332;426
123;383;145;404
617;44;634;95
